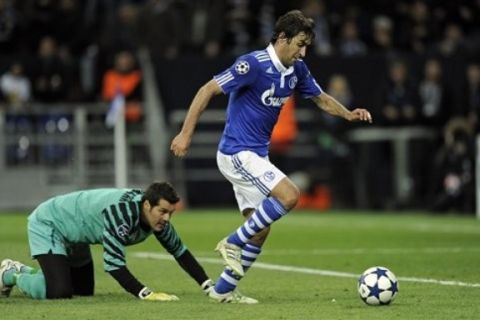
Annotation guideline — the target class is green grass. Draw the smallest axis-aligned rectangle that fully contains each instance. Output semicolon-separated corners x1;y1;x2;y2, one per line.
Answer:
1;210;480;320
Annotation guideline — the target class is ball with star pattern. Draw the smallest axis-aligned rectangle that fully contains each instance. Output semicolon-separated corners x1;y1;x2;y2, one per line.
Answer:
358;266;399;305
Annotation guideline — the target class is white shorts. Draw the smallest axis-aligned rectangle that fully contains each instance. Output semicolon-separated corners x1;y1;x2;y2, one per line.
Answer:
217;150;286;212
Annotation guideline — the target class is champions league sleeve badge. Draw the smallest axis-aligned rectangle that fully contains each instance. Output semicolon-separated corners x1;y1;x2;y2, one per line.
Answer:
235;61;250;75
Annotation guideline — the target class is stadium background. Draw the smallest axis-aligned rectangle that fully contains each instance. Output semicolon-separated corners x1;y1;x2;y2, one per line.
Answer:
1;2;480;319
0;0;478;213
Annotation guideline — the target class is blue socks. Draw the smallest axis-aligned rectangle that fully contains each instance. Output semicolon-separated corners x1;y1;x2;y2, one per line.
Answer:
227;197;287;247
214;243;262;294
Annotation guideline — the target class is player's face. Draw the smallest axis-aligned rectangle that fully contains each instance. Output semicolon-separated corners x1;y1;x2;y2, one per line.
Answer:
279;32;311;67
143;199;176;232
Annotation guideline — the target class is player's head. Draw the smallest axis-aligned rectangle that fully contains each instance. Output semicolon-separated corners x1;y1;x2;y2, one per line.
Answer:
141;182;180;231
270;10;315;67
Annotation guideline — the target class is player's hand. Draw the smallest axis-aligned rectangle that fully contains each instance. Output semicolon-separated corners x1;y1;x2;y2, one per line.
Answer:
170;133;191;158
139;287;179;301
143;292;179;301
349;108;373;123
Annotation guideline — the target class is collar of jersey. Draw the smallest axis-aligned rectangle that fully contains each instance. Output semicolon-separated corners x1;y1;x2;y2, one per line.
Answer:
266;44;294;74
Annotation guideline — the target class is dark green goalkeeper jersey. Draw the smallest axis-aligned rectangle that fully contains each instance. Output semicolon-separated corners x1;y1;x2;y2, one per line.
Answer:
30;188;186;272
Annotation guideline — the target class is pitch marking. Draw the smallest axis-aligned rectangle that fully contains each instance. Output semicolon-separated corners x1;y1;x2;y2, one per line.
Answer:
133;252;480;288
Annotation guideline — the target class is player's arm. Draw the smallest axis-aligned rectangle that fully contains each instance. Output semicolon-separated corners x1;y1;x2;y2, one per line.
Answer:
170;79;223;157
154;223;213;294
103;207;178;301
312;92;372;123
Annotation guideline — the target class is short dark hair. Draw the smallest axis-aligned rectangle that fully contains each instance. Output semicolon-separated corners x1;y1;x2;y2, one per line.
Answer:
142;181;180;206
270;10;315;44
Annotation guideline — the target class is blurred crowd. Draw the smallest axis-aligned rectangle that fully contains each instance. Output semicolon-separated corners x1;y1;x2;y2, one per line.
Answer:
0;0;478;212
0;0;478;104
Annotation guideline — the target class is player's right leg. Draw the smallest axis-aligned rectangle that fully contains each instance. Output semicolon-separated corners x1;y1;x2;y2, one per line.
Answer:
216;151;293;275
15;211;74;299
225;177;298;249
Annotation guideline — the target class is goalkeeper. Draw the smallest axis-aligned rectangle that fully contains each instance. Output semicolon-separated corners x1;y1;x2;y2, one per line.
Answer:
0;181;213;300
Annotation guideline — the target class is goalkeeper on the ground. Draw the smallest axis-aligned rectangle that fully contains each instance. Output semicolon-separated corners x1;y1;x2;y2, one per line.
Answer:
0;181;213;300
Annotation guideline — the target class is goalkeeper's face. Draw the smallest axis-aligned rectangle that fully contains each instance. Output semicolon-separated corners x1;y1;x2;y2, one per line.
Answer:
142;199;176;232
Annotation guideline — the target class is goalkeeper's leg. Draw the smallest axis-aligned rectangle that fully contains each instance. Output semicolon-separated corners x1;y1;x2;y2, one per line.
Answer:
68;244;94;296
71;260;94;296
15;253;73;299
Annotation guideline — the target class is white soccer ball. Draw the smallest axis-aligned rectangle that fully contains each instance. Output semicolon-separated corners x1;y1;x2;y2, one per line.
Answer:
358;266;399;305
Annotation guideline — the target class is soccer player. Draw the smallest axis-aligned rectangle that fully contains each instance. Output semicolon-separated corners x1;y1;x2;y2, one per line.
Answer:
0;181;214;300
170;10;372;303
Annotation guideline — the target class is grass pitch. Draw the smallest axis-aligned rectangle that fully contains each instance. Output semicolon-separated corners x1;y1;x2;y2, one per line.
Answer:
1;210;479;320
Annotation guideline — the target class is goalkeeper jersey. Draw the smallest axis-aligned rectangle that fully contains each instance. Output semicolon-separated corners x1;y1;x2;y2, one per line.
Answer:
29;188;186;272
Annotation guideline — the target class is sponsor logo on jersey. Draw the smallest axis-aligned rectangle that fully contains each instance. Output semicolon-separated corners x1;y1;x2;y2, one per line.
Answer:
116;224;130;238
289;76;298;89
263;171;275;182
260;83;288;107
266;66;274;74
235;61;250;75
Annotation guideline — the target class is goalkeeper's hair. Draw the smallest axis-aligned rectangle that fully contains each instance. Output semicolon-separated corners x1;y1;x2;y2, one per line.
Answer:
142;181;180;206
270;10;315;44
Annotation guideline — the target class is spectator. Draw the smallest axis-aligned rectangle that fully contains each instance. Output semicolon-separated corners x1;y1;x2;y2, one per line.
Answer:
31;36;70;103
99;3;140;57
222;0;256;56
378;60;419;126
338;20;367;57
180;0;226;58
0;0;28;54
321;74;353;133
437;23;465;57
137;0;183;60
0;62;31;111
101;50;142;123
418;58;450;127
464;63;480;132
371;15;395;54
301;0;332;56
399;0;435;54
428;117;475;213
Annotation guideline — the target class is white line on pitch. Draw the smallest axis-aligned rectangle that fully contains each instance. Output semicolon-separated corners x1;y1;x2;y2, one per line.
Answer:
133;252;480;288
190;247;480;256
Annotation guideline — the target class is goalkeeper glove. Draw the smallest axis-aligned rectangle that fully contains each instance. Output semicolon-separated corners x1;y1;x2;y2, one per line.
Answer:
201;279;214;295
138;287;179;301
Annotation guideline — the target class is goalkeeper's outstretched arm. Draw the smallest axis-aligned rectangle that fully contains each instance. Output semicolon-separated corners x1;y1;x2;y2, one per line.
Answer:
108;266;178;301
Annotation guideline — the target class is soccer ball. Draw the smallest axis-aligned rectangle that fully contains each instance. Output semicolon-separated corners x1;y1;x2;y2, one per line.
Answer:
358;266;399;305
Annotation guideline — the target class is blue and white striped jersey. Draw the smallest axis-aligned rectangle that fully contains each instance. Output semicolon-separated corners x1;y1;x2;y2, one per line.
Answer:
214;44;323;157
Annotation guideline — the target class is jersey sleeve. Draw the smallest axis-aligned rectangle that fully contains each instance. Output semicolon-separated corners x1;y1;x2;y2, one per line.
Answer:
102;204;130;272
154;222;187;258
213;54;260;94
295;60;323;98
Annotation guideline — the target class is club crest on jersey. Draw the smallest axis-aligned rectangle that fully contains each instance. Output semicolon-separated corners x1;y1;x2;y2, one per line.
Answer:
116;224;130;238
263;171;275;182
235;61;250;75
289;76;298;89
